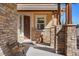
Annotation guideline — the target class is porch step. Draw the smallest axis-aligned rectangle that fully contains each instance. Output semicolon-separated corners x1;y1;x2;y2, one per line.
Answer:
18;39;33;44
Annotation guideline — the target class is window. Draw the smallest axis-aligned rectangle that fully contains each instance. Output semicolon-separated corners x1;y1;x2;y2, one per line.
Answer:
35;15;46;31
19;15;24;34
20;15;22;33
76;25;79;49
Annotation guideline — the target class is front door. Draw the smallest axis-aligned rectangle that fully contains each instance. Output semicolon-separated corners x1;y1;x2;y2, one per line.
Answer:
24;15;30;39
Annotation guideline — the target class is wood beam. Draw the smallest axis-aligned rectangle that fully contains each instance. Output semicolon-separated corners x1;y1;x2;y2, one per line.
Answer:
65;3;72;24
57;3;61;25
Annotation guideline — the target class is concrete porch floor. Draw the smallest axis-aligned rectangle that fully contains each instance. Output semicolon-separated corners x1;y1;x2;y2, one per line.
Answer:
0;39;63;56
26;44;63;56
16;39;63;56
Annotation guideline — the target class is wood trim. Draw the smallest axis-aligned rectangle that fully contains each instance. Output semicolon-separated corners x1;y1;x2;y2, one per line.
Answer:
63;24;76;27
35;15;46;31
17;3;57;6
17;10;55;12
17;10;64;13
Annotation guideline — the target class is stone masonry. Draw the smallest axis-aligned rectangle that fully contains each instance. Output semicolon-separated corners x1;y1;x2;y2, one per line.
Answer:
55;25;77;56
50;26;56;48
66;25;77;56
0;4;17;56
56;25;66;55
42;24;77;56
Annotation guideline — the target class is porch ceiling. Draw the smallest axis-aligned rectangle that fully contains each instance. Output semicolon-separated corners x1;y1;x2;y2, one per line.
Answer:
17;3;65;11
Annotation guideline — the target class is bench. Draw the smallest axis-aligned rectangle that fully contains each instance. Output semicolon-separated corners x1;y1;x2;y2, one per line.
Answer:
7;41;25;55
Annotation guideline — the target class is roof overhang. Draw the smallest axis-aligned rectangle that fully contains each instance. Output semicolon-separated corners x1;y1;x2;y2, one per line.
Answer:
17;4;65;11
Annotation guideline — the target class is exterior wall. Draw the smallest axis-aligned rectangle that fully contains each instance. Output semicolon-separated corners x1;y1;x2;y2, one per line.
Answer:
43;28;51;44
76;25;79;55
56;25;77;56
56;25;66;55
0;4;17;55
50;26;56;48
17;11;53;42
66;25;77;56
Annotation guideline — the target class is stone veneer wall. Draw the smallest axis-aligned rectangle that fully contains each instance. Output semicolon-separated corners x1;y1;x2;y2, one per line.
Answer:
43;28;51;44
0;4;17;56
50;26;56;48
56;25;77;56
34;24;77;56
56;25;66;55
66;25;77;56
42;26;56;46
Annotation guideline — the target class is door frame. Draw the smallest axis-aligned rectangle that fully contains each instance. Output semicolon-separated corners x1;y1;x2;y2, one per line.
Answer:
18;14;31;41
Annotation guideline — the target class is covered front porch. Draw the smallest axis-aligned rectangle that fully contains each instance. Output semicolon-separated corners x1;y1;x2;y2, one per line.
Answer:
0;3;78;56
17;3;77;56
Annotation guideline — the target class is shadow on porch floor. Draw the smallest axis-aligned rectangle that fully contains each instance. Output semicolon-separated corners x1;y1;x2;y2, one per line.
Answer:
14;42;63;56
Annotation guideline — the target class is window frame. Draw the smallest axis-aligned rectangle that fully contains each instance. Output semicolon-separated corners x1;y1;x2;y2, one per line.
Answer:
35;15;46;31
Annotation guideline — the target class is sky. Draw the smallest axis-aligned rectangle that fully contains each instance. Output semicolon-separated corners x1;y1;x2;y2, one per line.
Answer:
61;3;79;25
72;4;79;25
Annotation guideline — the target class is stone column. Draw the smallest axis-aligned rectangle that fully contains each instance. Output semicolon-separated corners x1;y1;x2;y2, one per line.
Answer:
65;3;76;56
66;25;77;56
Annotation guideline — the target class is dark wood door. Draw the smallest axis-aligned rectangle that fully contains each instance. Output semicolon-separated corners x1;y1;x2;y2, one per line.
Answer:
24;15;30;39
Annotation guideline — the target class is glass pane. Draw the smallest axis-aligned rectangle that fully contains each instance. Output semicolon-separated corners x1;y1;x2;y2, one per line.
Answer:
20;15;22;33
37;24;40;30
37;24;44;30
37;19;44;23
40;24;44;30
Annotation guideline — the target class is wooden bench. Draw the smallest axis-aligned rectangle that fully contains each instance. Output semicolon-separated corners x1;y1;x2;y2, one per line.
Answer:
7;41;25;55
